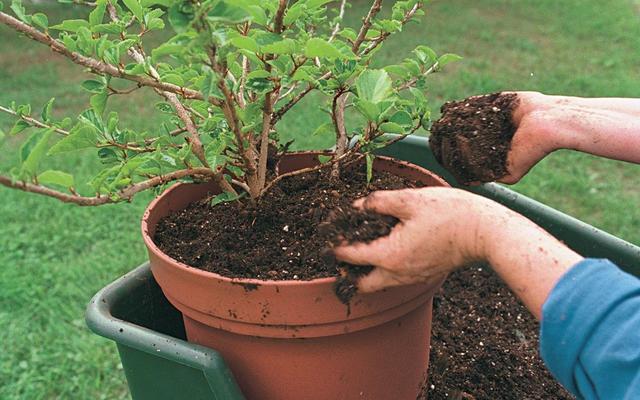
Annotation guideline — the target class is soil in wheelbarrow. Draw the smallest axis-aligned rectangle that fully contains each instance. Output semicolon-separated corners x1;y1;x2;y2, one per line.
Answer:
153;159;414;302
429;92;520;184
420;265;574;400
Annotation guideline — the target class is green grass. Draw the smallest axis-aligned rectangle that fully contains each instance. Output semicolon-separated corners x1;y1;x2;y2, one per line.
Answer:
1;1;639;398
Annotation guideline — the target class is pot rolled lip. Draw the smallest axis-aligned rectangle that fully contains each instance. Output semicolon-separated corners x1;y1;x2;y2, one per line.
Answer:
141;153;449;288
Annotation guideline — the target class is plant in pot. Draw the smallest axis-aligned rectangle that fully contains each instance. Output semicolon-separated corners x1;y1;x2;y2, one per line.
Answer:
0;0;461;398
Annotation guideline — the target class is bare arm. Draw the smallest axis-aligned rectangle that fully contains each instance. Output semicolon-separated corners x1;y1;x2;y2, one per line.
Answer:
482;92;640;183
333;188;583;319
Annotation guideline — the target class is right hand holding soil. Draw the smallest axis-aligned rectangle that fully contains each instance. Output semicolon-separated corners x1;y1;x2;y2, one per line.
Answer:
429;91;556;185
431;91;640;184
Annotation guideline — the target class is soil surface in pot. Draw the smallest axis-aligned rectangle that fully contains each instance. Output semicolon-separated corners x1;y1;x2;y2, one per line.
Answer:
153;160;417;288
421;265;574;400
429;92;519;184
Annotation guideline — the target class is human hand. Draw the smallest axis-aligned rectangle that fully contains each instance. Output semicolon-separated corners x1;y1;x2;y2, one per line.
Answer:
333;187;506;292
430;91;560;185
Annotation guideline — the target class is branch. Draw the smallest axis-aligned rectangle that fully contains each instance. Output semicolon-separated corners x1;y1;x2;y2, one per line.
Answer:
361;3;421;57
257;81;281;189
397;61;439;91
352;0;383;52
0;11;223;106
105;3;237;194
0;105;68;136
329;0;348;42
273;0;288;34
0;168;218;206
272;71;332;123
330;90;349;178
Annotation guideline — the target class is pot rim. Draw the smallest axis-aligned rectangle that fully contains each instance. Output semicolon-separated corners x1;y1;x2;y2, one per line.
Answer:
141;153;448;288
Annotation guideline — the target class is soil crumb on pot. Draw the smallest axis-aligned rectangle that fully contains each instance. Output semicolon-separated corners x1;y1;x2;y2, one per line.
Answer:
153;159;418;288
420;266;574;400
429;92;519;184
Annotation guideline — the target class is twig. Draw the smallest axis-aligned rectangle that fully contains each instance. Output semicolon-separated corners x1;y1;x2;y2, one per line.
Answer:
0;105;68;136
329;0;348;42
106;2;236;194
330;90;349;178
351;0;383;52
361;3;421;57
273;0;288;34
0;11;224;106
0;168;218;206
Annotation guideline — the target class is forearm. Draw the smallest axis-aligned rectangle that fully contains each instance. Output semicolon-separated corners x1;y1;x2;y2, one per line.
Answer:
478;205;583;320
527;93;640;164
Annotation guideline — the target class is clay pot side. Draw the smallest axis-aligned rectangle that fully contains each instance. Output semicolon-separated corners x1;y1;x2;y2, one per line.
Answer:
142;153;449;400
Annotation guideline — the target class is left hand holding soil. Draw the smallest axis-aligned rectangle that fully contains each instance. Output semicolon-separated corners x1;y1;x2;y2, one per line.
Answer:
334;187;583;319
333;187;493;292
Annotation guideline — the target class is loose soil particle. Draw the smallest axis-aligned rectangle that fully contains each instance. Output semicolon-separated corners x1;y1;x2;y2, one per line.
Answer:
429;92;519;184
421;266;574;400
153;160;416;285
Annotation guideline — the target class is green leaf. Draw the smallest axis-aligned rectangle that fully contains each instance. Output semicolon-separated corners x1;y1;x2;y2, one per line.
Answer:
123;0;145;22
230;35;259;53
207;1;252;24
167;3;191;32
51;19;91;33
356;69;392;104
200;70;219;102
161;73;184;86
92;23;123;34
0;129;5;143
20;128;54;177
81;79;105;93
141;0;174;6
210;191;241;206
365;153;374;184
31;13;48;30
10;0;30;24
246;70;270;80
354;99;380;122
318;154;332;164
311;122;334;137
305;38;347;59
379;122;404;134
90;91;108;116
151;43;183;61
37;170;74;188
48;125;97;154
89;0;106;26
413;45;437;64
283;3;305;26
262;38;298;55
437;53;463;68
389;110;413;127
147;17;165;30
10;119;30;135
41;98;55;122
305;0;334;9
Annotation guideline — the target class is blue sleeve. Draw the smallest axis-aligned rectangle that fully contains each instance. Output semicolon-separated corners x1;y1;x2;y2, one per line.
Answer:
540;258;640;400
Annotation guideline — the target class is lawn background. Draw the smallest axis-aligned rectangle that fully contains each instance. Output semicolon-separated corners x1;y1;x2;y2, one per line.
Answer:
1;0;639;398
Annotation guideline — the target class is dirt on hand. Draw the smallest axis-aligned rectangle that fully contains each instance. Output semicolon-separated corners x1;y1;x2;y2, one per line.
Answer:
429;92;520;184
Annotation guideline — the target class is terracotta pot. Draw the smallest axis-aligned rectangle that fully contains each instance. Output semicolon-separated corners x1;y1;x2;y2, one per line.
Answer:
142;153;449;400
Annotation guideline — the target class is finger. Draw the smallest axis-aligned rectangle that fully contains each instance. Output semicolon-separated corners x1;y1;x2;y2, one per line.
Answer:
359;190;416;220
358;268;415;292
333;237;395;267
